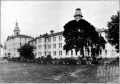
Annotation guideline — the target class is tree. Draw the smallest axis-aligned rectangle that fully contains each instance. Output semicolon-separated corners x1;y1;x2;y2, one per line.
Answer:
106;11;119;51
63;9;106;57
45;55;52;63
18;44;35;59
0;44;3;48
95;34;106;56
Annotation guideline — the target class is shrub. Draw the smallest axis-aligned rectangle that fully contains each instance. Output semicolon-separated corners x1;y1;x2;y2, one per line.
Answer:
44;55;52;64
83;57;87;61
16;57;21;62
105;57;107;59
68;59;77;65
116;57;119;63
18;44;35;60
58;60;63;64
81;60;87;65
92;57;96;61
2;57;8;60
89;57;93;61
97;57;102;60
111;57;119;64
78;56;83;61
91;60;99;65
86;57;89;61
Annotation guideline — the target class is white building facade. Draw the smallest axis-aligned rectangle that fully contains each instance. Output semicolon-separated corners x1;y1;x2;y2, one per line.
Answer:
97;29;117;58
28;29;117;59
3;21;34;58
29;31;79;59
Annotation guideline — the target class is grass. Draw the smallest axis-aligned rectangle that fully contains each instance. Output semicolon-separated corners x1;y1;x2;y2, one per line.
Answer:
0;59;119;83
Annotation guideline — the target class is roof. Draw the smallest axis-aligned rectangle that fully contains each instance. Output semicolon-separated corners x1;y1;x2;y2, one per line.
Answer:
96;28;106;33
37;31;63;39
17;35;33;38
6;34;34;41
50;31;63;36
28;38;37;43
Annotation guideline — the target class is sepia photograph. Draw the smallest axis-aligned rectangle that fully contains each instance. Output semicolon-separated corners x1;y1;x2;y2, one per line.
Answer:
0;0;119;83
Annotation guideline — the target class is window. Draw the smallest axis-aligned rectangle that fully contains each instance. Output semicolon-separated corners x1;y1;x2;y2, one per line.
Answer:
48;45;51;49
35;52;37;56
45;45;46;49
48;51;51;55
59;35;62;41
59;43;60;48
53;51;56;56
55;44;56;48
59;36;60;41
14;43;16;46
45;38;47;42
59;51;60;55
71;50;73;55
53;44;56;48
53;44;54;48
35;41;37;45
38;45;42;49
30;42;32;45
38;52;42;56
61;51;62;55
33;41;35;45
48;38;51;42
59;51;62;55
53;36;56;41
59;43;62;48
17;32;18;36
45;52;47;56
38;38;42;43
76;51;77;55
105;49;107;55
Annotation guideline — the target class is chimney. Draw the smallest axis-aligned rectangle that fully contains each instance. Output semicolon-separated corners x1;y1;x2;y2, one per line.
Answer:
50;30;54;34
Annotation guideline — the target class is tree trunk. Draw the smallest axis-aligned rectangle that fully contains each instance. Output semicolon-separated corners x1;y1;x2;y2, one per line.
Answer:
81;47;84;58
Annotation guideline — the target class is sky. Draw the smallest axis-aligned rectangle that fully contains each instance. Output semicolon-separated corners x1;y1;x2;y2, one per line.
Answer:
1;0;119;45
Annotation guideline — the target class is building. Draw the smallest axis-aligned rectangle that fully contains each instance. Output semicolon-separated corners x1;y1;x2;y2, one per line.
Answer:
3;21;34;58
28;8;117;58
3;8;117;58
29;31;68;58
28;29;117;59
96;28;117;58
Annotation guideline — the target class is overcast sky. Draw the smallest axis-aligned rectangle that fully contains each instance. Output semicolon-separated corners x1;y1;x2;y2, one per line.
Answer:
1;0;119;45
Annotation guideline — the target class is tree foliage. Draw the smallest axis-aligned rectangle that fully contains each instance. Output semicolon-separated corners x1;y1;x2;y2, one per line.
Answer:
63;19;106;57
18;44;35;59
107;11;119;50
0;44;3;48
45;55;52;63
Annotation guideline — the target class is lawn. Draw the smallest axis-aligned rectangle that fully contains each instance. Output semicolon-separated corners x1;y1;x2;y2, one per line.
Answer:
0;59;119;83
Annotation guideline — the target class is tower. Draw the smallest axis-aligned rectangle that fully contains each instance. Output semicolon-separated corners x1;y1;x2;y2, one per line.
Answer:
74;8;83;22
14;21;20;36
